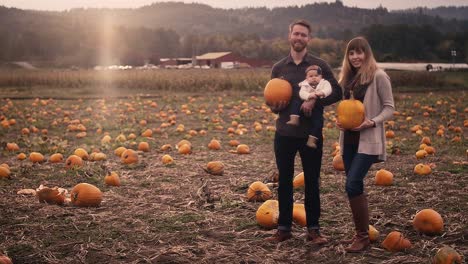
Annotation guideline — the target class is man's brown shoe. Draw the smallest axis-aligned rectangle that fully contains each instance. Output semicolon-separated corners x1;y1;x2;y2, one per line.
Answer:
307;230;328;245
265;230;292;243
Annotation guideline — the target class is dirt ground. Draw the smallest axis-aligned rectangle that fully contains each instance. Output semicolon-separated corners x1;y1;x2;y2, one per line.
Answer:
0;91;466;263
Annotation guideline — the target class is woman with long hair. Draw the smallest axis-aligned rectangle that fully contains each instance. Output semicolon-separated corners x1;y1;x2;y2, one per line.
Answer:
337;36;395;252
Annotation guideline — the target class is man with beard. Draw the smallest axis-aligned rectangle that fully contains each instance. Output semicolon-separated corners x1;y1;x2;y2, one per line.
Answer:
266;19;342;244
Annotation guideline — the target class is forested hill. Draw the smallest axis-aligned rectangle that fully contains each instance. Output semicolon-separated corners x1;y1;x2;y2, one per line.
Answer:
394;6;468;21
1;2;467;39
0;2;467;67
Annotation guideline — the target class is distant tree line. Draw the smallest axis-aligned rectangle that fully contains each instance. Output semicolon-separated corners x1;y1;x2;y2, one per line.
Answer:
0;3;467;67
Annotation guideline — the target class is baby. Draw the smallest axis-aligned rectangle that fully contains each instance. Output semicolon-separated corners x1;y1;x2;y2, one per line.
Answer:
287;65;332;148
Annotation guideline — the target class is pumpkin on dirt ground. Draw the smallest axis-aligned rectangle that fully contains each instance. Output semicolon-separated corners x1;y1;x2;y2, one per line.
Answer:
70;183;102;207
208;139;221;150
114;146;127;157
49;153;64;163
204;161;224;175
293;172;304;188
412;209;444;235
256;200;279;229
368;225;379;242
375;169;393;186
65;155;83;169
36;187;65;205
17;153;27;160
414;163;432;175
236;144;250;154
332;154;345;171
433;246;462;264
121;149;138;164
6;142;19;151
161;154;174;165
138;142;150;152
0;254;13;264
381;231;412;252
29;152;45;163
247;181;272;202
0;165;11;179
292;203;306;227
104;171;121;186
74;148;89;160
263;78;292;106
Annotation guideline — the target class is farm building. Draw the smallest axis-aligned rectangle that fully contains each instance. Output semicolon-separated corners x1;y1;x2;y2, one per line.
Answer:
195;52;272;68
158;52;272;69
159;57;193;68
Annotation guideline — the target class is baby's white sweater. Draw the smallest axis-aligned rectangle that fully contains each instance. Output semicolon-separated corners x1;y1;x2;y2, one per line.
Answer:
299;79;332;101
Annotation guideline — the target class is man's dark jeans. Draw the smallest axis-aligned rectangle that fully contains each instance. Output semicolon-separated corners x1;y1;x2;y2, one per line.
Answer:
342;144;378;198
274;132;322;231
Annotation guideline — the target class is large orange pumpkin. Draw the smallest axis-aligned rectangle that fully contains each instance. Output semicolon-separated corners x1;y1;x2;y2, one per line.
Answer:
414;163;432;175
375;169;393;186
0;254;12;264
208;139;221;150
6;143;19;151
293;172;304;188
0;165;11;179
114;146;127;157
74;148;89;160
256;200;279;229
65;155;83;169
121;149;138;164
369;225;379;242
138;142;150;152
264;78;292;105
49;153;64;163
205;161;224;175
236;144;250;154
433;246;462;264
247;181;272;202
332;155;345;171
381;231;412;252
70;183;102;207
29;152;45;163
336;92;365;129
413;209;444;235
292;203;307;227
161;154;174;165
104;171;121;186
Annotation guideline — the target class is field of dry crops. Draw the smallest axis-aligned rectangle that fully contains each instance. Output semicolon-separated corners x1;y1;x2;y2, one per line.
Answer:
0;74;467;263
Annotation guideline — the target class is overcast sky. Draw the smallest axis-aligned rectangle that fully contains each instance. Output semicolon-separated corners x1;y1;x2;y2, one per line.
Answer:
1;0;467;11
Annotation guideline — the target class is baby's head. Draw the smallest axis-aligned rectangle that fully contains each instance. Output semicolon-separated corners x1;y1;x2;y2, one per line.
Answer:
305;65;323;85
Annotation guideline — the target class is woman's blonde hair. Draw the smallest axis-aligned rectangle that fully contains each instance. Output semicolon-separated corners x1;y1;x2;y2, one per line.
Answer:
339;36;378;88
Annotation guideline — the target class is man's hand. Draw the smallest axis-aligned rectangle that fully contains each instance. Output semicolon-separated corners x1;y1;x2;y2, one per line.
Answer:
308;93;318;100
300;99;316;117
268;101;288;112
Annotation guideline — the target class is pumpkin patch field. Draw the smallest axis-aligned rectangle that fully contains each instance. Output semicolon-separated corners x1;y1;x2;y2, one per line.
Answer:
0;77;466;263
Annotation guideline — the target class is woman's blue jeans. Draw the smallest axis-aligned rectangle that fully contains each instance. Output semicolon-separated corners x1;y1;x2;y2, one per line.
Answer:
342;144;378;198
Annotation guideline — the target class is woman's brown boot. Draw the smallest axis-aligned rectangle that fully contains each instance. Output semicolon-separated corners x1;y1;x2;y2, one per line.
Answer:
345;194;370;253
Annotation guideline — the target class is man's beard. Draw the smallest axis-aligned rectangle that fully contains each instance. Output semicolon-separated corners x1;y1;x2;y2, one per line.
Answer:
291;41;306;52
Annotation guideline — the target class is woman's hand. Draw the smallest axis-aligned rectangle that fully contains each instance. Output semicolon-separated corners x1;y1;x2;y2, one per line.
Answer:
335;120;345;131
268;101;288;112
351;118;375;131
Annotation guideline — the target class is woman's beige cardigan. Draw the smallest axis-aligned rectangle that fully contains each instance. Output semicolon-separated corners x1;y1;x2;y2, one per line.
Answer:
339;69;395;161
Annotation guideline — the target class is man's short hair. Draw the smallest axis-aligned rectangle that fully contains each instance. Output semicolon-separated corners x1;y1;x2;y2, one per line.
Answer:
289;19;311;34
